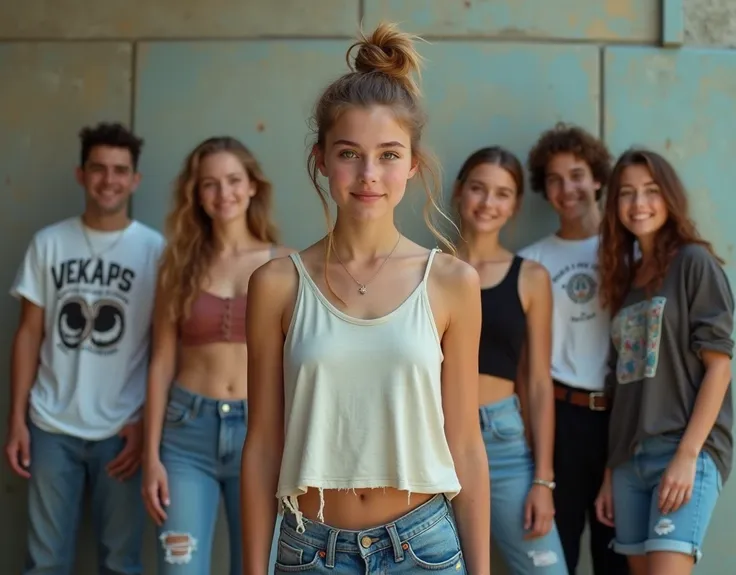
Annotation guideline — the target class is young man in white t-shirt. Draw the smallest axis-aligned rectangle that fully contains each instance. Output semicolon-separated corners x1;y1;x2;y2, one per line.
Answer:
5;122;165;574
518;123;629;575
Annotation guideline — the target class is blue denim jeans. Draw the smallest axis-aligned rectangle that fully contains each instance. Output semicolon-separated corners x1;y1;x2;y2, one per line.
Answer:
611;435;723;563
481;395;568;574
275;494;466;573
156;384;247;575
24;421;144;575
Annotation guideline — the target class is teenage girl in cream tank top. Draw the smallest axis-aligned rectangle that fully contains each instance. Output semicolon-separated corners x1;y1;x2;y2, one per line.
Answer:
241;22;491;575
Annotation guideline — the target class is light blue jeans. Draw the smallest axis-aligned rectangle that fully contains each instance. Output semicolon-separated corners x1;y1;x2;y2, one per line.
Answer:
481;395;568;574
275;494;466;573
24;421;144;575
156;384;247;575
612;435;723;563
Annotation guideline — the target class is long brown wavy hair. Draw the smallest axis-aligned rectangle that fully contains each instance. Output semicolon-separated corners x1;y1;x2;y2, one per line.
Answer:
599;148;721;313
158;136;279;322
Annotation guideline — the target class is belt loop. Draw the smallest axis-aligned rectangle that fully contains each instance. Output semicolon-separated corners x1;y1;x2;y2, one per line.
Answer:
386;524;404;563
325;529;339;568
191;394;203;417
478;407;490;431
512;394;521;411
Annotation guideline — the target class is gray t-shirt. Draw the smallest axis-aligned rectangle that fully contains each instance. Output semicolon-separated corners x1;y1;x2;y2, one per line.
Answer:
606;243;735;482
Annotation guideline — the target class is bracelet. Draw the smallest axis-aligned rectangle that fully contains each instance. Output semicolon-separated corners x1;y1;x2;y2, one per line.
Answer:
532;478;556;490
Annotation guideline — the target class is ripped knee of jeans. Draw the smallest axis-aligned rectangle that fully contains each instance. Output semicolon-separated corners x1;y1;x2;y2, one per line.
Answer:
527;549;560;567
159;531;198;565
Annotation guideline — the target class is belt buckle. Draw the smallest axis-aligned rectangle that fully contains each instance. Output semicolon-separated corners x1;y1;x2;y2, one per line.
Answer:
589;392;606;411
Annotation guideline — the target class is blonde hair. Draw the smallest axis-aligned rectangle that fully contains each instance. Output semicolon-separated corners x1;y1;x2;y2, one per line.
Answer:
307;22;456;280
158;136;278;322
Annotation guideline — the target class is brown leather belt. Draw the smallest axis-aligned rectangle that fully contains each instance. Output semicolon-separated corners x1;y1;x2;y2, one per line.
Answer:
554;383;610;411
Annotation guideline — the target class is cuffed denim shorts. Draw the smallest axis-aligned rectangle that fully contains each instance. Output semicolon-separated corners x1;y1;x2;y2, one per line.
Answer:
611;435;723;563
275;494;466;574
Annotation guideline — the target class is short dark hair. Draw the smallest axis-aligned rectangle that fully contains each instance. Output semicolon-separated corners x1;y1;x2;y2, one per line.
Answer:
527;122;612;201
78;122;144;169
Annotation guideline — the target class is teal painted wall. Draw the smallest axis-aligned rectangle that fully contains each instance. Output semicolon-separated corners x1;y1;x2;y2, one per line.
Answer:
2;1;735;573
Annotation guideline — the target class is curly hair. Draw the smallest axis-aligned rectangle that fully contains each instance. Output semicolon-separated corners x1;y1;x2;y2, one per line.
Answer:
79;122;144;169
158;136;279;323
599;148;721;313
527;122;612;200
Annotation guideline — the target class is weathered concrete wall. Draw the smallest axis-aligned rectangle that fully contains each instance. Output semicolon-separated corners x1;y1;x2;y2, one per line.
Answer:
685;0;736;46
2;1;736;574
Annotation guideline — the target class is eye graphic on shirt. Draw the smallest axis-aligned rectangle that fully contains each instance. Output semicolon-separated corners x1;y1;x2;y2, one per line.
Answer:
58;297;126;350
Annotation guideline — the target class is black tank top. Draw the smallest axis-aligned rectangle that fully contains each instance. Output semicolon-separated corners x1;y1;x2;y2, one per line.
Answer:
479;256;527;381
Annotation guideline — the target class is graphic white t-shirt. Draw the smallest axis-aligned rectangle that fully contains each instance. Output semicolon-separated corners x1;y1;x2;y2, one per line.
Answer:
518;233;610;391
10;216;165;440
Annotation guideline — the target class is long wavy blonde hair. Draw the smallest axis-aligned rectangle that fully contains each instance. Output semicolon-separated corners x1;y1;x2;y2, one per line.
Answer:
158;136;278;322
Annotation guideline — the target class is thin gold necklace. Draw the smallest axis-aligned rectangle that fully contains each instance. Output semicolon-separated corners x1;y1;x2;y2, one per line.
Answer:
332;233;402;295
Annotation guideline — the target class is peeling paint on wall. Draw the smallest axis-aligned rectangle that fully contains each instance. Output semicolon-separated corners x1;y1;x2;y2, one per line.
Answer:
0;0;360;39
364;0;659;41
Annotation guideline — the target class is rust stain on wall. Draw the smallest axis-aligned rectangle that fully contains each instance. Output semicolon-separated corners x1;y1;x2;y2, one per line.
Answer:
605;0;636;20
586;19;617;39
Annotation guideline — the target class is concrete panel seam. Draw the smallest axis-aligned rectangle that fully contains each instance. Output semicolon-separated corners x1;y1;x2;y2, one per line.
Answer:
0;35;358;43
129;40;138;220
662;0;684;46
598;45;605;140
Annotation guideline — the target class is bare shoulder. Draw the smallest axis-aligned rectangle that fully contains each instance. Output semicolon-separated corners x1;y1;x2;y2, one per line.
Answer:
249;254;298;305
519;258;551;310
429;251;481;298
520;258;550;286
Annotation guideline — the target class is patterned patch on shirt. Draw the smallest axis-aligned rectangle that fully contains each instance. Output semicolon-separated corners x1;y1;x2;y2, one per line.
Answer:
611;297;667;384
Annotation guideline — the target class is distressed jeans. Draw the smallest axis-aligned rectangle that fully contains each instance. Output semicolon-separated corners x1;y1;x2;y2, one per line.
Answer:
156;384;247;575
611;435;722;563
481;395;568;574
24;421;144;575
275;494;466;573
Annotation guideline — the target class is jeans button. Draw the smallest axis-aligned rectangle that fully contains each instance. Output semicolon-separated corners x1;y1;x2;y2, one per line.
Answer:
360;536;371;548
221;403;231;413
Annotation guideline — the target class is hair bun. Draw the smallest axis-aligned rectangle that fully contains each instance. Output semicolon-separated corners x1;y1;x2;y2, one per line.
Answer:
348;21;423;98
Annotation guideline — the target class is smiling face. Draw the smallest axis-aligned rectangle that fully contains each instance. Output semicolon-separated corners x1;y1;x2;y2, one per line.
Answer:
457;163;519;235
544;152;601;224
76;145;140;216
315;105;418;223
617;163;668;246
197;151;256;224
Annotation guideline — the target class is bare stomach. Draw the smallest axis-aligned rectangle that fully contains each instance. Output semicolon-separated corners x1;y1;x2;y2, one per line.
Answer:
478;373;515;407
297;487;434;530
175;343;248;399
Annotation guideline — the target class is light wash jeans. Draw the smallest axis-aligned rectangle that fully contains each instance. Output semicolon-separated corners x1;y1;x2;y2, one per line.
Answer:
612;435;723;563
274;493;466;574
156;384;249;575
481;395;568;574
24;421;144;575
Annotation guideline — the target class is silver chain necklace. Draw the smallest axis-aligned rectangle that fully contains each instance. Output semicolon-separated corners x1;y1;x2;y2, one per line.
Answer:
80;219;129;262
332;233;402;295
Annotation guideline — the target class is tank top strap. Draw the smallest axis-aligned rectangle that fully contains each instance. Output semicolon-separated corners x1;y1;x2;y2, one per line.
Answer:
421;248;441;283
269;243;277;260
508;254;524;284
289;252;306;274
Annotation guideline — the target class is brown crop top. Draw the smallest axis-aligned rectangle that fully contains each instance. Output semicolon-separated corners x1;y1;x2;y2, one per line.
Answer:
179;290;246;346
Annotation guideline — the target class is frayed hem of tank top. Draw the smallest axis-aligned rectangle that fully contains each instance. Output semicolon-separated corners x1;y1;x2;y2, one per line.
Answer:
280;488;415;533
281;489;326;534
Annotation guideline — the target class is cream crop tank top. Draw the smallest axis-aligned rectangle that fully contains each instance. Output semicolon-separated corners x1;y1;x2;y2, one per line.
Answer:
278;248;461;532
